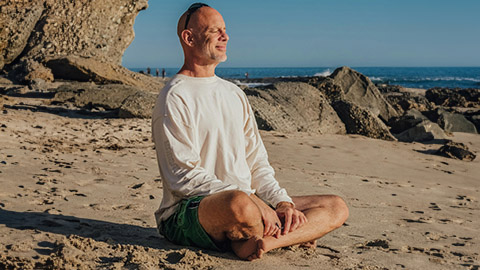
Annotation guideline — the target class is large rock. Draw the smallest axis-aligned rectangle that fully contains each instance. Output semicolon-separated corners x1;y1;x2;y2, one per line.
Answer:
0;1;44;70
395;121;447;142
45;56;164;92
332;100;396;141
1;0;147;70
246;82;346;134
426;88;480;108
327;67;398;121
388;109;429;134
51;82;155;118
435;141;476;161
424;108;477;134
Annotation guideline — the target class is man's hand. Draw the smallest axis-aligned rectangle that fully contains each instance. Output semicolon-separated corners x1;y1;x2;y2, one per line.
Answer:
250;195;282;238
275;202;307;235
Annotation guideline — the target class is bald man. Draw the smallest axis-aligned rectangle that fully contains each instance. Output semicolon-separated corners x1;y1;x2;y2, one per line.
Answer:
152;3;349;260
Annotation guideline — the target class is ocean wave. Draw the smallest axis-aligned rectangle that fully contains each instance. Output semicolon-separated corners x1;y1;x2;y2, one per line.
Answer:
372;77;480;83
233;80;272;88
314;69;332;77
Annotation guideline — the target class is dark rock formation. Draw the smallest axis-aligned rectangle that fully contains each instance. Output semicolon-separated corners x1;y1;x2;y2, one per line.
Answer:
246;82;346;134
45;56;164;92
51;83;155;118
426;88;480;108
388;109;429;134
383;91;435;115
326;67;398;121
332;100;396;141
435;141;476;161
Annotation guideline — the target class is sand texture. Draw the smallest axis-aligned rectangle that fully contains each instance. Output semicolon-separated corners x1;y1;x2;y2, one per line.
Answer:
1;93;479;270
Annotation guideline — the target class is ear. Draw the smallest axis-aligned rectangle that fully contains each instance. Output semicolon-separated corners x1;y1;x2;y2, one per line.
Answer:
181;29;195;47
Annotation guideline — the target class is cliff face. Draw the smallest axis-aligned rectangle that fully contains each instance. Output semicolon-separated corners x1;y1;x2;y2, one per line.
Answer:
0;0;148;70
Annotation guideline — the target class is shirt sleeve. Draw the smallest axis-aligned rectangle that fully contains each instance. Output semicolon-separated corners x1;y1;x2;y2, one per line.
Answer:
153;93;252;198
243;95;294;207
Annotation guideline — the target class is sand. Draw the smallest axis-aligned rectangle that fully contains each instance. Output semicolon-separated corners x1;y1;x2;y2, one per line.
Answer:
0;92;479;269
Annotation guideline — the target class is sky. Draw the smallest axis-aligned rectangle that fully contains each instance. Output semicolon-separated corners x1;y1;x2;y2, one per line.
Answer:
122;0;480;68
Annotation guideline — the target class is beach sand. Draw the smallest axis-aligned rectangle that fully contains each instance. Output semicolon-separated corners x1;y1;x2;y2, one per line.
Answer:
0;93;479;269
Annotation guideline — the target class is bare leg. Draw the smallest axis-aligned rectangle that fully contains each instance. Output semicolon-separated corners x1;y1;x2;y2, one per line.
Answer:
247;195;349;260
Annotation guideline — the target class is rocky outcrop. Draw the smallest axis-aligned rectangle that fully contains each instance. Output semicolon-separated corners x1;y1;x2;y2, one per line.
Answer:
394;121;447;142
45;56;164;92
1;0;147;70
326;67;398;121
332;100;396;141
388;109;429;134
424;108;477;134
246;82;346;134
51;83;155;118
426;88;480;108
435;141;476;161
383;92;435;115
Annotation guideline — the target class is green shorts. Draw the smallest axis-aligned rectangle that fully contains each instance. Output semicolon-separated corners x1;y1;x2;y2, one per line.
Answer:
159;196;221;252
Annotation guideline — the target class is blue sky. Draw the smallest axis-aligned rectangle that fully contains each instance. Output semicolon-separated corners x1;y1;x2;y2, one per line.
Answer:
122;0;480;68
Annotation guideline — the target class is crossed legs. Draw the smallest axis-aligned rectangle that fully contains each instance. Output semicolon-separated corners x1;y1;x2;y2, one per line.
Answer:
198;190;349;260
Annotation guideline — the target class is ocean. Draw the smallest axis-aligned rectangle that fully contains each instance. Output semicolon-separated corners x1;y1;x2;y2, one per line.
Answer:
129;67;480;90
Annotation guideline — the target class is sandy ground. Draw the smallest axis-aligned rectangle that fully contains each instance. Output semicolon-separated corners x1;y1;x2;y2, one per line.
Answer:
0;91;479;269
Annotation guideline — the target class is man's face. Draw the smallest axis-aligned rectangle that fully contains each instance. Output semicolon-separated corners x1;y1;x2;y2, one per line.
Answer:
191;8;229;64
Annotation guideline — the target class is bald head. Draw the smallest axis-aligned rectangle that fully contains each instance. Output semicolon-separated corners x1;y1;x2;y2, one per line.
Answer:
177;5;222;37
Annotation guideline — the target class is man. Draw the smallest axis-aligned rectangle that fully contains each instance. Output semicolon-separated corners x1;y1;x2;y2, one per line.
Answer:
152;3;349;260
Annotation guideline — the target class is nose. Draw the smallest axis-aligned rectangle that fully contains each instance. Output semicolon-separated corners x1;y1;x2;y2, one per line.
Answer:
220;30;229;42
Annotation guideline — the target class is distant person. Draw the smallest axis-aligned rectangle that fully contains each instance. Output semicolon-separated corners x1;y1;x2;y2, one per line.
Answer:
162;68;166;78
151;3;349;261
245;72;249;79
147;67;151;75
156;68;160;77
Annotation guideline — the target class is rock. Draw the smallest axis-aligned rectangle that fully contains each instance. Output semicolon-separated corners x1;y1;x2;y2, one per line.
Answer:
118;91;157;118
437;110;477;134
332;100;396;141
0;0;147;70
388;109;429;134
384;92;435;115
395;121;447;142
246;82;346;134
0;1;44;69
45;56;164;92
426;88;480;108
8;60;54;83
424;108;477;134
51;83;156;118
435;141;476;161
327;67;398;121
0;77;13;85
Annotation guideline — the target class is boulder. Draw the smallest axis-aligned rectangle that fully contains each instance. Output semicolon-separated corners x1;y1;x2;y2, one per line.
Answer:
388;109;429;134
384;92;435;115
0;0;147;70
0;1;44;70
45;56;164;92
8;60;54;83
51;82;156;118
332;100;396;141
435;141;476;161
246;82;346;134
424;108;477;134
327;67;398;121
118;91;157;118
395;121;447;142
426;88;480;108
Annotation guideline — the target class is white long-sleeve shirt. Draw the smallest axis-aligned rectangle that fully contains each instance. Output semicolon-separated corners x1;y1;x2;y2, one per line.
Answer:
152;74;293;224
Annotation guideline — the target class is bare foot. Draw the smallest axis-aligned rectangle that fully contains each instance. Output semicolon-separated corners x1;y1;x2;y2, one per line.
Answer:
231;237;264;260
299;239;317;249
247;238;266;261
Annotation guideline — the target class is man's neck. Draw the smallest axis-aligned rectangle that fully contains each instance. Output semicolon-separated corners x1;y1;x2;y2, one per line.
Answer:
178;61;218;77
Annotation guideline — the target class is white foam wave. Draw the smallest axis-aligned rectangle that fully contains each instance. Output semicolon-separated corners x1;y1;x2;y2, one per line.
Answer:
233;80;272;88
314;69;332;77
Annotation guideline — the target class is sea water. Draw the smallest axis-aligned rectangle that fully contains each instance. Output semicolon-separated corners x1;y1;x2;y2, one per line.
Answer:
129;67;480;89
